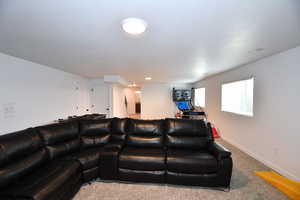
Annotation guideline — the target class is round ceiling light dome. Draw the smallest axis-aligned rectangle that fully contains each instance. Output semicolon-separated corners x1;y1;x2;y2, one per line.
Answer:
122;18;147;35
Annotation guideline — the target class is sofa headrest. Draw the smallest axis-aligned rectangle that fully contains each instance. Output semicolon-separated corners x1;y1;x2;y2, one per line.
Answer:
0;128;43;166
37;121;79;145
126;119;164;148
79;118;113;136
165;118;208;136
128;119;164;136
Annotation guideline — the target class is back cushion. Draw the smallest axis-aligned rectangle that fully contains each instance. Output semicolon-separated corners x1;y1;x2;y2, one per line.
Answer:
79;118;112;149
165;118;210;149
38;122;80;160
111;118;128;142
127;119;164;148
0;128;48;187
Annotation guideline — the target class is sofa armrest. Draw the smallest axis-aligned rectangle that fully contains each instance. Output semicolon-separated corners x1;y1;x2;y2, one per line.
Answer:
209;142;231;160
104;141;125;150
101;141;124;180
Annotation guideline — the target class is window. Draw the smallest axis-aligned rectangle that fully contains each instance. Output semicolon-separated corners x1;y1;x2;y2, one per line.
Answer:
194;88;205;107
221;78;254;116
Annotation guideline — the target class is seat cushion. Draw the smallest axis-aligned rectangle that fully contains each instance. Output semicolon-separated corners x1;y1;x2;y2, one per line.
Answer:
0;160;80;200
119;147;165;171
167;149;218;174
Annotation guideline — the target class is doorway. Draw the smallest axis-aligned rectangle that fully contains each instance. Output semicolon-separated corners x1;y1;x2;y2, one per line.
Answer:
126;87;141;119
89;83;111;117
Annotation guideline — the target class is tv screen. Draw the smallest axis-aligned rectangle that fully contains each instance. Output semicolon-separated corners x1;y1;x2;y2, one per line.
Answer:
176;101;190;110
173;89;192;101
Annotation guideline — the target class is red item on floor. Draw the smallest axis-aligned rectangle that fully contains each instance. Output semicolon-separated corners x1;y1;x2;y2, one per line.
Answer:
212;126;220;138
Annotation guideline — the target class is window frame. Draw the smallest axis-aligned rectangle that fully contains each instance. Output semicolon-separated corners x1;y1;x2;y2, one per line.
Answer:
194;87;206;108
221;77;254;117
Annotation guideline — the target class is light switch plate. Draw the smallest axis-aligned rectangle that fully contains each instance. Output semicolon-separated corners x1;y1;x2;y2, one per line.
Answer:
2;103;16;119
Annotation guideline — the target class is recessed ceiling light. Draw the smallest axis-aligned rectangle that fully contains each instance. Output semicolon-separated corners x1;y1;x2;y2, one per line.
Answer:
135;91;141;94
128;83;137;87
122;18;147;35
145;77;152;80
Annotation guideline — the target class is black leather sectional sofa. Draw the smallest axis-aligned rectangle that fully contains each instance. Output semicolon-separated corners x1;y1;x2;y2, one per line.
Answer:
0;117;232;200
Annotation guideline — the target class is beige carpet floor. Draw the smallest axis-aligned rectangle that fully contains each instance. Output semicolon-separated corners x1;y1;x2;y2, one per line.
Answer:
73;139;288;200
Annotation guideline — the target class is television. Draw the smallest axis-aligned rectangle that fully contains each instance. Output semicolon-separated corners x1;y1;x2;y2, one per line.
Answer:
176;101;191;110
172;89;192;101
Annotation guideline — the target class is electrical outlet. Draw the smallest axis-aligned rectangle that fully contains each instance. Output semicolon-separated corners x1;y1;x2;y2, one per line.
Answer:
274;148;279;157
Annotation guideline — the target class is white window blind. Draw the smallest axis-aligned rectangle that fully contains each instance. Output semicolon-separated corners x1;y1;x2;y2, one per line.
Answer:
221;78;254;116
194;88;205;107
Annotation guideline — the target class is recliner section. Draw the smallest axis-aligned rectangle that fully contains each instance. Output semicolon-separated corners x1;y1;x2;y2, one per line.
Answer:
0;116;233;200
119;119;166;183
0;128;48;188
165;118;232;187
1;160;81;200
0;126;81;200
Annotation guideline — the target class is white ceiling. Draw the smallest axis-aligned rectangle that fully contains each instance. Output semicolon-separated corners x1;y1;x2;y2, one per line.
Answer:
0;0;300;84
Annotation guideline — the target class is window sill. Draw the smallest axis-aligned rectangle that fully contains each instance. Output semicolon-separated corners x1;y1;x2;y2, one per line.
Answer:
221;110;253;117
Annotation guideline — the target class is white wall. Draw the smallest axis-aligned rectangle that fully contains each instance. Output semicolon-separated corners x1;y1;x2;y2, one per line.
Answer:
88;79;138;118
193;46;300;182
0;53;90;134
89;78;111;117
141;83;191;119
112;86;127;118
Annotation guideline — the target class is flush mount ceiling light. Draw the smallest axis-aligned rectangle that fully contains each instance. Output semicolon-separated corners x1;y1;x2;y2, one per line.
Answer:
122;18;147;35
145;77;152;80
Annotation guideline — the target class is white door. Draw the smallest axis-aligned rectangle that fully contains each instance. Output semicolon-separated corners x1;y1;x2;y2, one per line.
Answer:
90;83;111;117
74;81;89;116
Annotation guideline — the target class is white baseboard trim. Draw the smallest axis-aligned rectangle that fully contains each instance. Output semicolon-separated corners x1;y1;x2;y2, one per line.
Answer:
221;136;300;182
